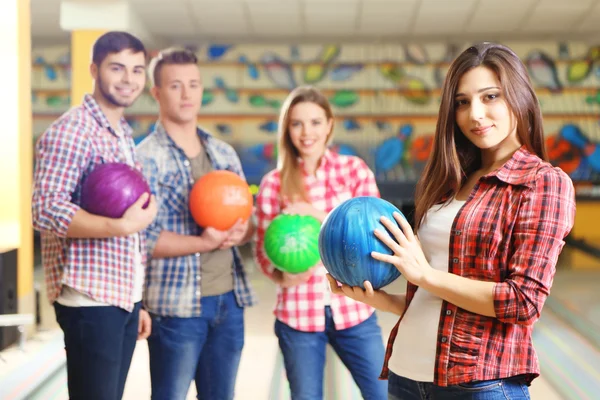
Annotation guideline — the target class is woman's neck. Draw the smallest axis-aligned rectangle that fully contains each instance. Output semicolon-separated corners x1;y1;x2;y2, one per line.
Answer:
301;154;322;176
479;138;521;173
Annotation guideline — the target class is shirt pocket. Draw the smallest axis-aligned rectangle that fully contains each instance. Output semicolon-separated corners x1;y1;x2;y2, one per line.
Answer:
92;131;122;160
159;171;187;214
448;309;484;368
461;227;505;281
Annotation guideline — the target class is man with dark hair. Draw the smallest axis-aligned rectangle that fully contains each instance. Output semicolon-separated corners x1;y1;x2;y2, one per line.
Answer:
32;31;156;400
137;47;256;400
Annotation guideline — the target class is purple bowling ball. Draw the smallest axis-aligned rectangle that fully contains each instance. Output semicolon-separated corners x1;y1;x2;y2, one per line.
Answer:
81;162;150;218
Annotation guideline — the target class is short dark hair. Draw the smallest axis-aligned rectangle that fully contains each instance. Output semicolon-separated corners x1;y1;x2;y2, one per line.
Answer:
148;47;199;87
92;31;147;66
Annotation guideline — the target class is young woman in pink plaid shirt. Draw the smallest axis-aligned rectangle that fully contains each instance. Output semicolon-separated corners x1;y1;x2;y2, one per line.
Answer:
329;43;576;399
254;86;387;399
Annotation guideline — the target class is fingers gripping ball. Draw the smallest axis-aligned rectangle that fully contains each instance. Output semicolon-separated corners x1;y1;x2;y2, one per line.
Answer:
189;170;253;230
81;162;151;218
318;196;403;289
264;214;321;274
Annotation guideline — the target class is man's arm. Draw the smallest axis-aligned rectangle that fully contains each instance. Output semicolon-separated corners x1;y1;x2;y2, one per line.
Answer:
32;118;156;239
137;143;228;259
66;193;157;238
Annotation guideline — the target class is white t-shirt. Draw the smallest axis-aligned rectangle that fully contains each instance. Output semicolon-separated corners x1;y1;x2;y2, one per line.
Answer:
56;130;144;307
388;198;465;382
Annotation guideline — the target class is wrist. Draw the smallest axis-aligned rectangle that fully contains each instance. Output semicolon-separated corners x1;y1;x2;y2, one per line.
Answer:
108;218;128;237
380;292;396;314
389;293;407;316
196;235;212;253
419;266;439;291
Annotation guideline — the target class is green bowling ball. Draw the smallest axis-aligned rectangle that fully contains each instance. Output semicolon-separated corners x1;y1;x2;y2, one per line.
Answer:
264;214;321;274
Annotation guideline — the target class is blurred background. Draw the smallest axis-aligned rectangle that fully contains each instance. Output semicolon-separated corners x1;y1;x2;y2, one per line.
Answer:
1;0;599;399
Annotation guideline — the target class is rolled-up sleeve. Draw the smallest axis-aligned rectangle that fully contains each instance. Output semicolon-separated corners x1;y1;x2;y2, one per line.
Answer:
494;167;576;325
31;118;89;237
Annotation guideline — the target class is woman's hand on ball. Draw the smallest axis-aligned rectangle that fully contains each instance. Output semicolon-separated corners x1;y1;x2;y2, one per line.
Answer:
120;193;158;235
326;274;405;315
326;274;377;303
371;212;432;286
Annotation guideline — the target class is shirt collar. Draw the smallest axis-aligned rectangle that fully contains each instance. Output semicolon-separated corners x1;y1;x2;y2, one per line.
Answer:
153;120;214;149
486;145;541;188
82;94;133;137
297;148;335;171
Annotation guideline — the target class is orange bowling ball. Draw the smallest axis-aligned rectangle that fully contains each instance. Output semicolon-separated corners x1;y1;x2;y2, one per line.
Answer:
189;170;253;231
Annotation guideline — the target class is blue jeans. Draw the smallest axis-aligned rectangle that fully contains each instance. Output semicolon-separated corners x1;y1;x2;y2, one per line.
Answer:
54;302;141;400
388;371;531;399
275;307;388;400
147;291;245;400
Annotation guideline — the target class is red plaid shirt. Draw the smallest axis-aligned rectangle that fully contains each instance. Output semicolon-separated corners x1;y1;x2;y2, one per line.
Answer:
254;150;378;332
380;147;576;386
32;94;146;311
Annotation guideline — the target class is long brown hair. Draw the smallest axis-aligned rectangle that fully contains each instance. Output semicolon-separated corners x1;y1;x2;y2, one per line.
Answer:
414;42;547;230
277;86;335;202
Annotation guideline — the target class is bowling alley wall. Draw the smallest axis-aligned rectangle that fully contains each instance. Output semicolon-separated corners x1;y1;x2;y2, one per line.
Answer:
31;41;600;199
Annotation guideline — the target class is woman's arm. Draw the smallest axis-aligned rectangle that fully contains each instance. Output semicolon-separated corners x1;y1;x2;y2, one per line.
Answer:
372;168;576;323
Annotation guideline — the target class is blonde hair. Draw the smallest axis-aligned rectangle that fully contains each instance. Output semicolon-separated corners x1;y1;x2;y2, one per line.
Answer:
277;86;335;202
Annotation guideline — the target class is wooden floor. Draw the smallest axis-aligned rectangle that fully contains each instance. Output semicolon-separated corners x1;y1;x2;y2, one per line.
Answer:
14;244;600;399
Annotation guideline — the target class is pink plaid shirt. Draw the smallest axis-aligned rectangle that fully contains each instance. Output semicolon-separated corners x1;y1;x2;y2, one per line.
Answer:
32;94;145;312
254;150;379;332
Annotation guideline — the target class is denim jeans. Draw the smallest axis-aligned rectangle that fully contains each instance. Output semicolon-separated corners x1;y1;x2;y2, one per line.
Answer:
275;307;388;400
54;302;141;400
388;371;531;400
147;291;245;400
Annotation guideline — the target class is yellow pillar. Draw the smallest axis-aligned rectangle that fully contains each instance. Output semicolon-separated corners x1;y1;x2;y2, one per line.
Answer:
17;0;33;302
0;0;22;248
569;202;600;269
70;30;105;107
0;0;33;311
572;202;600;242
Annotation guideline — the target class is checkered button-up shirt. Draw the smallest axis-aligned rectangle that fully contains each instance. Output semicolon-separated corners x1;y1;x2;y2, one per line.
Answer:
254;150;379;332
32;94;145;312
136;122;257;317
380;147;576;386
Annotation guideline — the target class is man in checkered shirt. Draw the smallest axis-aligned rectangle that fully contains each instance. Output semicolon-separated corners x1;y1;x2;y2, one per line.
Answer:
136;48;256;400
32;32;156;400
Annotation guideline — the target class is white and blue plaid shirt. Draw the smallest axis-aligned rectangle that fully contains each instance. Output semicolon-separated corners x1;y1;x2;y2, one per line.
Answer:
136;122;256;317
